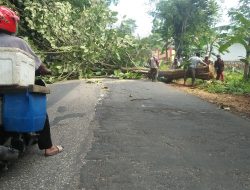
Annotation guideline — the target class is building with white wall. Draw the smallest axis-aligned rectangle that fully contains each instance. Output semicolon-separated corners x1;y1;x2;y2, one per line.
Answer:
215;43;246;61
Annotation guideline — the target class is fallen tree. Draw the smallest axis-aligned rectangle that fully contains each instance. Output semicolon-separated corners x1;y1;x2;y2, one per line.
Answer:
158;66;213;82
124;66;214;82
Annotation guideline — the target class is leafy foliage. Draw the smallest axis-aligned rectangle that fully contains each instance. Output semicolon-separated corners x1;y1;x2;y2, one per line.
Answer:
220;0;250;80
152;0;219;57
199;72;250;94
113;69;142;79
0;0;151;82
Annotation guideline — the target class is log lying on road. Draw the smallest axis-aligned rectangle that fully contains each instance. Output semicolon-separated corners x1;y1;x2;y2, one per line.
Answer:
158;66;213;82
158;70;185;79
115;66;213;82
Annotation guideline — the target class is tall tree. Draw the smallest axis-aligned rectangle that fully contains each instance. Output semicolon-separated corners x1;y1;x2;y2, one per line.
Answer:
229;0;250;20
119;18;137;35
152;0;218;57
0;0;152;81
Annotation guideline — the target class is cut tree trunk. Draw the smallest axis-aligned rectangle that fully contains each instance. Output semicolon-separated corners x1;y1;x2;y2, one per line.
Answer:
117;66;213;82
158;66;212;82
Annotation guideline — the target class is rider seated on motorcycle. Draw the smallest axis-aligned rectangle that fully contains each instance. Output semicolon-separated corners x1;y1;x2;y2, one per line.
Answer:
0;6;63;156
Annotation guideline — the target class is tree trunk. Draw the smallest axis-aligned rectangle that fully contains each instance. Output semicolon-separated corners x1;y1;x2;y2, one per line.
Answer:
244;51;250;80
158;66;212;82
248;64;250;78
119;66;213;82
243;63;249;79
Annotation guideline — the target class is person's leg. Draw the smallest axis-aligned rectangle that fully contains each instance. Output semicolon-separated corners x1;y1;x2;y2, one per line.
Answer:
155;69;158;81
37;114;52;150
148;69;152;80
221;71;224;81
216;71;220;80
191;68;196;86
184;68;188;85
149;68;153;80
38;114;63;156
151;68;157;81
151;69;154;81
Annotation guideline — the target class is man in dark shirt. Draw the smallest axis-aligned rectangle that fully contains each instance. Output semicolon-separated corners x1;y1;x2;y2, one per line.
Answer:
214;55;224;81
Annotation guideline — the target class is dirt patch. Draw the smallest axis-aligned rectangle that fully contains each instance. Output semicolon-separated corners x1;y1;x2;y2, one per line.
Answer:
170;81;250;119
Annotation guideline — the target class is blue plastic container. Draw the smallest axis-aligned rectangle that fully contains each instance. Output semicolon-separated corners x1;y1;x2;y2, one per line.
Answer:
3;92;46;132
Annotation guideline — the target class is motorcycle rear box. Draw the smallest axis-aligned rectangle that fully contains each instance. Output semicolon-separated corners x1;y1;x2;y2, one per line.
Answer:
0;48;35;86
2;92;46;132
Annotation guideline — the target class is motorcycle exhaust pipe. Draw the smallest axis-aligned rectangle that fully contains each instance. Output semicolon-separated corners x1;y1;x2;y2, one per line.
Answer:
0;146;19;161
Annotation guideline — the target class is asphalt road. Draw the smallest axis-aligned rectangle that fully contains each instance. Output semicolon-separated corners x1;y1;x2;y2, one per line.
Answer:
0;79;250;190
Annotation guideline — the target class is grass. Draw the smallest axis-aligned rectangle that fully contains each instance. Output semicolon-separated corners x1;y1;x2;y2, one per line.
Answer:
197;71;250;95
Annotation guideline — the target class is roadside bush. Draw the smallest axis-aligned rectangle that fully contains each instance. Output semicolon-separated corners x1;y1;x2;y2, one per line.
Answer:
199;72;250;94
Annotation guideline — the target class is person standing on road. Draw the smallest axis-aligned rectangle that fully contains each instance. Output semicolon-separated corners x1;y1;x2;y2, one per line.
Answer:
148;55;160;82
184;53;207;87
214;55;224;81
0;6;63;156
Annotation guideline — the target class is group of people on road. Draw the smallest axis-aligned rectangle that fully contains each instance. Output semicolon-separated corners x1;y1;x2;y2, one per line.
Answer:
148;52;225;86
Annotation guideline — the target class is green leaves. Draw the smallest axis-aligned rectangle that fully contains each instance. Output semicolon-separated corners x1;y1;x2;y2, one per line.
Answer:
1;0;153;83
113;69;142;79
200;72;250;94
219;11;250;79
152;0;219;56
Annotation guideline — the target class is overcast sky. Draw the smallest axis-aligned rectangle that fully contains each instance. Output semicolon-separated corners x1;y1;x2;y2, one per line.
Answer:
110;0;240;38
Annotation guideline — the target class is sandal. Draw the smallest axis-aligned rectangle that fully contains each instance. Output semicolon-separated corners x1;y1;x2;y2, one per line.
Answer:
45;145;64;157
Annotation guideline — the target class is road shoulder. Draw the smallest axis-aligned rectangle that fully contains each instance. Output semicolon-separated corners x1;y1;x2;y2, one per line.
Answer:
170;82;250;119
